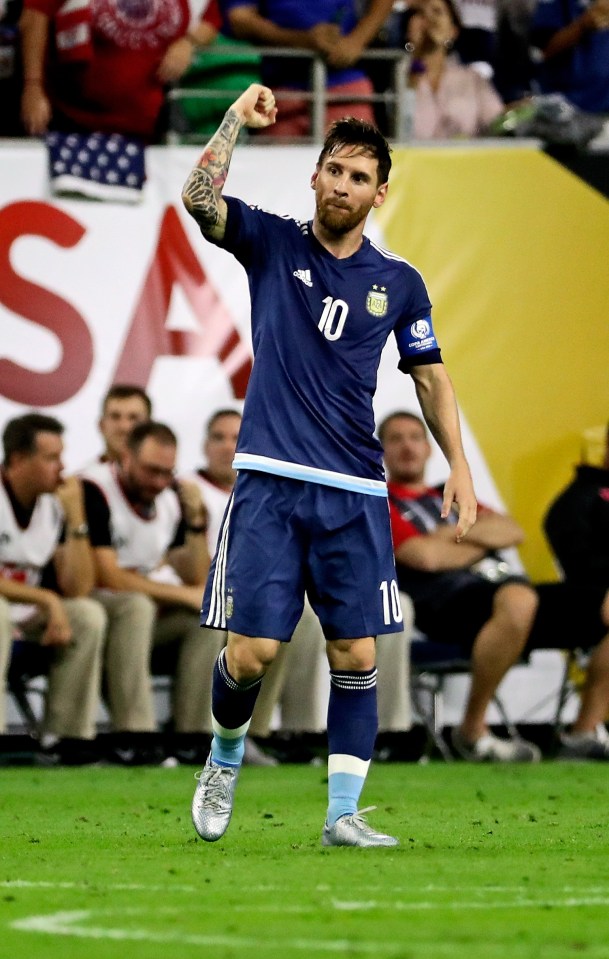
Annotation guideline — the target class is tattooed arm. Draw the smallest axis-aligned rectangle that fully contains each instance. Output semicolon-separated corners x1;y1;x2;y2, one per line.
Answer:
181;84;277;242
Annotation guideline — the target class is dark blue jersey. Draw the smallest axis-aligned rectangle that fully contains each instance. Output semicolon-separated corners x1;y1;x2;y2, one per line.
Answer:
216;196;441;495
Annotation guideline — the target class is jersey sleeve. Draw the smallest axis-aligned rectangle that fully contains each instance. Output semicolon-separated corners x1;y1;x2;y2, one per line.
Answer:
82;479;113;548
393;267;442;371
214;196;271;269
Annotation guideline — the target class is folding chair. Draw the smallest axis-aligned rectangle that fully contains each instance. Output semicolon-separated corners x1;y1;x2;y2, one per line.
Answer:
7;639;53;736
409;634;520;761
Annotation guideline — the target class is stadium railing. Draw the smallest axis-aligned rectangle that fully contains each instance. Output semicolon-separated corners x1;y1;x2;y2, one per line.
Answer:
165;44;411;144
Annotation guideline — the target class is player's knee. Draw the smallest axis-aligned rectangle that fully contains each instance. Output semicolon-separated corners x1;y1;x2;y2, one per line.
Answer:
226;635;279;683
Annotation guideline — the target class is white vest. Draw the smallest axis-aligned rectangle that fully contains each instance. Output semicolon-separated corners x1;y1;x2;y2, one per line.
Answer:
180;470;230;553
0;481;64;623
81;461;182;575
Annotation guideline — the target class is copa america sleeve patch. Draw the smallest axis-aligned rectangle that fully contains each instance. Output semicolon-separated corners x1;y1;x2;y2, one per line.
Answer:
395;315;439;358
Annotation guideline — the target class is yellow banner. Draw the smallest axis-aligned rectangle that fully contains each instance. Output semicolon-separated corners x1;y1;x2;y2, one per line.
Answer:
376;145;609;579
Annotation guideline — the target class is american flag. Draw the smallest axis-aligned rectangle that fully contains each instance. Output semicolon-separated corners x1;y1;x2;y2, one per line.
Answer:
46;131;146;203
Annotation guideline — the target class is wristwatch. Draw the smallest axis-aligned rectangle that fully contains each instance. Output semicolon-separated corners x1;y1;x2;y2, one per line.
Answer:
68;522;90;539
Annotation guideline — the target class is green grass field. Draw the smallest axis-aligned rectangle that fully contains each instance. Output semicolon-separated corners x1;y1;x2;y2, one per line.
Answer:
2;761;609;959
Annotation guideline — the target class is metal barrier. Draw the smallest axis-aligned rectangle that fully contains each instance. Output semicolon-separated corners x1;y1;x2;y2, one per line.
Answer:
166;44;411;144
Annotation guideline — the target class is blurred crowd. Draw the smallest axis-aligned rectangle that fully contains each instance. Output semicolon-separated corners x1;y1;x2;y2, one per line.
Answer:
1;0;608;143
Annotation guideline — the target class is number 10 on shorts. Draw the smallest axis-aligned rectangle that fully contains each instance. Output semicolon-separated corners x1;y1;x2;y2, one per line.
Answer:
379;580;403;625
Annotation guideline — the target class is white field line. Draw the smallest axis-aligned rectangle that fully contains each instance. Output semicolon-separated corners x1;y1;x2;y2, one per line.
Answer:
10;910;403;954
5;879;609;900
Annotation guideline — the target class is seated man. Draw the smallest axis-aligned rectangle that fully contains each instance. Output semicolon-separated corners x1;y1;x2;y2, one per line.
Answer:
0;413;105;762
380;410;609;762
81;420;212;764
94;384;152;465
543;421;609;757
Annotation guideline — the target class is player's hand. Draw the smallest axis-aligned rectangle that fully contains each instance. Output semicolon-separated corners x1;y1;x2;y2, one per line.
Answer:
231;84;277;129
41;594;72;646
176;479;208;529
441;461;477;542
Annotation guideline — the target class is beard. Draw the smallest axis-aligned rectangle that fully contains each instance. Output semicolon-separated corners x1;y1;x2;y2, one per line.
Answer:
316;199;366;235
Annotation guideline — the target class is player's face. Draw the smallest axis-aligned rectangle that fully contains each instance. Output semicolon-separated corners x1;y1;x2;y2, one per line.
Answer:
123;436;176;505
312;148;388;236
99;396;150;461
204;414;241;485
20;432;65;495
382;418;431;484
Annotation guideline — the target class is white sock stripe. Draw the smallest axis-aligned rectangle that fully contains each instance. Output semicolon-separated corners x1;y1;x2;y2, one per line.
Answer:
217;648;239;690
211;717;251;740
330;669;377;691
328;753;371;777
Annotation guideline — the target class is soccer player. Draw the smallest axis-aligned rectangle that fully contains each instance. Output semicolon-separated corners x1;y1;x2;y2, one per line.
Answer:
182;83;477;847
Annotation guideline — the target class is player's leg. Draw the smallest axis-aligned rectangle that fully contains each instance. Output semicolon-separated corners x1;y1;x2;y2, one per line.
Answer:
308;486;402;847
193;473;306;841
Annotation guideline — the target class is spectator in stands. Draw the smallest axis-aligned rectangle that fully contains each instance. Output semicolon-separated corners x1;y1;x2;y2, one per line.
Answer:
96;384;152;464
219;0;395;137
380;410;609;761
494;0;537;102
81;420;212;764
405;0;505;138
19;0;221;141
0;413;104;763
530;0;609;114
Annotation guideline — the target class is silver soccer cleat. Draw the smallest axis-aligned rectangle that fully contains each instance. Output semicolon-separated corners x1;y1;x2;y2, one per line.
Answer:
322;807;399;848
191;755;240;842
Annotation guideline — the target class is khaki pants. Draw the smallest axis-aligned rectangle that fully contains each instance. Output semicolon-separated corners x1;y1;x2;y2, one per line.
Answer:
94;590;157;732
0;595;105;739
376;592;414;732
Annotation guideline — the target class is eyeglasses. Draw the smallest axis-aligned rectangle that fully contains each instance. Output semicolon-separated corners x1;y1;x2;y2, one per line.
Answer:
135;461;175;481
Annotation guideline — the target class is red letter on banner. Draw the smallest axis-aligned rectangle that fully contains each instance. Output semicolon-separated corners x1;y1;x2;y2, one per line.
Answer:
0;201;94;406
113;205;251;397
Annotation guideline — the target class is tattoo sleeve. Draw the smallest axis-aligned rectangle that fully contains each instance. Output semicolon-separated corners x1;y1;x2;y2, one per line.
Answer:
181;107;242;239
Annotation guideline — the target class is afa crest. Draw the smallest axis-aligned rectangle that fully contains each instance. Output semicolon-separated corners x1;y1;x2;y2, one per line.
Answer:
226;593;234;619
366;286;388;317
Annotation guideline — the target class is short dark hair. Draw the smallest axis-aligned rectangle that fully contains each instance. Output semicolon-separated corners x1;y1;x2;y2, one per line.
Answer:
205;408;242;436
377;410;427;445
102;384;152;417
127;421;177;453
3;412;64;465
318;117;392;187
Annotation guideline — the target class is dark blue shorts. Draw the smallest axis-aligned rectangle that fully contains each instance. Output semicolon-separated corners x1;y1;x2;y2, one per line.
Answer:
201;471;404;641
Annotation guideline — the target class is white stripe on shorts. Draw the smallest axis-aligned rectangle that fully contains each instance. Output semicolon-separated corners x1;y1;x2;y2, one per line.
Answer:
206;493;234;628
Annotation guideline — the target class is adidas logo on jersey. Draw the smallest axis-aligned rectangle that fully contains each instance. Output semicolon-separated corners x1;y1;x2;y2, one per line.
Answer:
293;268;313;287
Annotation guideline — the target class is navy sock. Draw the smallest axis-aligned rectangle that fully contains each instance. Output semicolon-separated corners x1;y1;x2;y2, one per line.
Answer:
210;648;262;767
326;667;378;826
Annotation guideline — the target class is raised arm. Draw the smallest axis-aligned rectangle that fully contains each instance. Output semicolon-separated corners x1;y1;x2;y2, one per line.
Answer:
410;362;477;541
181;84;276;242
